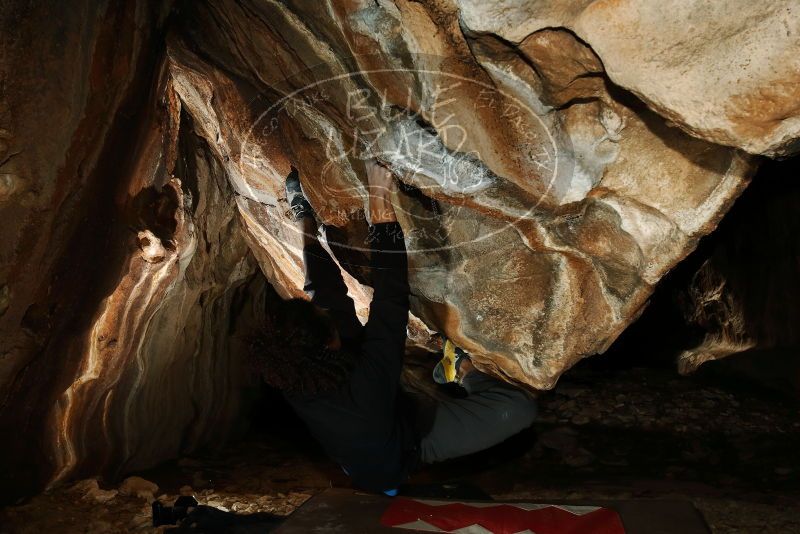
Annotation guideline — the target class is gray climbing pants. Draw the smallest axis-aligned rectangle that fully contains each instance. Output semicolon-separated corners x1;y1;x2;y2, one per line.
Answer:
418;371;538;464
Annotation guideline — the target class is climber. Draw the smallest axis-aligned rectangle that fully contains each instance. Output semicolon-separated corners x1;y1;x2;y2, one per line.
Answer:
248;160;537;495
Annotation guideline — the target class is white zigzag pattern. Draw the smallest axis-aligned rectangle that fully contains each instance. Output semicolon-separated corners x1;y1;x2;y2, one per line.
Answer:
394;520;537;534
413;499;601;516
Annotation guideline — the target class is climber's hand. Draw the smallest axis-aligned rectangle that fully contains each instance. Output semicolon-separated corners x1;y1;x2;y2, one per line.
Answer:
366;159;397;224
366;159;394;192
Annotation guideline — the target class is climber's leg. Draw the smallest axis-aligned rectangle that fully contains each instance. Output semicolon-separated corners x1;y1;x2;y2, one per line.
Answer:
418;370;537;464
302;221;363;341
287;166;363;341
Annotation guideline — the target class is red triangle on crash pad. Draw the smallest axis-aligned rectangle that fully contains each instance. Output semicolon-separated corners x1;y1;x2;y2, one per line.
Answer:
380;497;625;534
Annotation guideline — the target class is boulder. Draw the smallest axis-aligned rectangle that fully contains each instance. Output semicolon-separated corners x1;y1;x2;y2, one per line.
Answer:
171;0;755;387
458;0;800;157
119;476;159;501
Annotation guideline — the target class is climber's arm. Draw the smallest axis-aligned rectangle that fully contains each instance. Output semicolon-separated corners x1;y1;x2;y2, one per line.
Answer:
295;169;362;340
366;159;398;225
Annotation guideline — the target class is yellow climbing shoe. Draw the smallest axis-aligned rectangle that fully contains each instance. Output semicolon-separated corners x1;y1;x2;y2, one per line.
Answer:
433;339;469;385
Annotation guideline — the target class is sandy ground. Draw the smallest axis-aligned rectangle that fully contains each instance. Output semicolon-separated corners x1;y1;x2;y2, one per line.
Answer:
1;363;798;533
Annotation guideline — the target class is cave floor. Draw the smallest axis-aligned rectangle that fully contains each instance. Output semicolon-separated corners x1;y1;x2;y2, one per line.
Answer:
1;364;798;533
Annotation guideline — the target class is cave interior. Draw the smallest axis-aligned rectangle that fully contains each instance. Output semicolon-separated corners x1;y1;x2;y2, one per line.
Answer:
0;1;799;532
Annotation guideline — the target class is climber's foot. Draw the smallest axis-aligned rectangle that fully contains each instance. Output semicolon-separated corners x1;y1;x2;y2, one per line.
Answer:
433;339;471;385
285;166;315;222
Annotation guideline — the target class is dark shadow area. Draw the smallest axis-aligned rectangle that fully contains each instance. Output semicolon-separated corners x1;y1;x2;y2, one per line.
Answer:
599;155;800;399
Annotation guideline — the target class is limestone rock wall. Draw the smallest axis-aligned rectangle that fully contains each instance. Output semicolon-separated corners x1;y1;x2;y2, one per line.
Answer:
1;0;797;498
458;0;800;157
0;0;266;498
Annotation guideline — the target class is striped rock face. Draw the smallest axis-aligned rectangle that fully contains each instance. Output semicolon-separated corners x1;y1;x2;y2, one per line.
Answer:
1;0;797;495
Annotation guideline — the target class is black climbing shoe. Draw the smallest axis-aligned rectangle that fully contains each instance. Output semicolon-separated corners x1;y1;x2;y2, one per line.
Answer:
433;339;470;385
285;166;314;221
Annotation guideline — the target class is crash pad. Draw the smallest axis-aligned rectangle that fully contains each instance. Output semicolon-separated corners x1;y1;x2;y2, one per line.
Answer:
273;488;710;534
